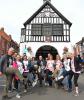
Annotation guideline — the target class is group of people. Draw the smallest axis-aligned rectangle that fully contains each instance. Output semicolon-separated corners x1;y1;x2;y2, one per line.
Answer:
0;46;84;100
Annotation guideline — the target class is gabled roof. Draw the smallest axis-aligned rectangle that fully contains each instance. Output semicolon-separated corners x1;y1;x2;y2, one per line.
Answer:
76;37;84;45
76;40;82;45
0;28;19;47
24;1;72;27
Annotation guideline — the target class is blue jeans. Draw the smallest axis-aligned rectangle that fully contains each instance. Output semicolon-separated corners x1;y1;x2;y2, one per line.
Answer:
58;67;64;77
27;72;34;83
62;76;69;89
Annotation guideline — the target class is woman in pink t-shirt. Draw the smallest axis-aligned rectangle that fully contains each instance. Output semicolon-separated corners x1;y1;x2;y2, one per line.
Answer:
46;56;54;72
46;54;55;86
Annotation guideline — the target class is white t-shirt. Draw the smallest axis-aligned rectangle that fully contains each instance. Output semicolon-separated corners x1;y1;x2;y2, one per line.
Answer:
17;61;24;74
23;60;29;72
63;59;70;71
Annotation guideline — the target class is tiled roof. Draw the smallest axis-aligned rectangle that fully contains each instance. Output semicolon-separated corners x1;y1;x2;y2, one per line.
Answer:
0;30;11;41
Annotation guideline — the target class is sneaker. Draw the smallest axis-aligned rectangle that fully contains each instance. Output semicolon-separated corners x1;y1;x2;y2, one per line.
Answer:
16;94;21;99
24;89;27;93
64;88;68;91
74;92;79;96
44;83;47;86
45;83;49;86
12;87;16;90
32;81;37;87
8;90;12;93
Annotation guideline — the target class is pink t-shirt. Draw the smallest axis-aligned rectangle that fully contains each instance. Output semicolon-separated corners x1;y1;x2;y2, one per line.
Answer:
46;60;54;72
13;61;18;69
13;61;19;80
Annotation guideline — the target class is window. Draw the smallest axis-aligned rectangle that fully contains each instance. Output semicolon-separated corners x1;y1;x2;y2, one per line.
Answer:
31;24;63;36
31;24;42;35
42;23;52;36
52;24;63;35
21;28;26;35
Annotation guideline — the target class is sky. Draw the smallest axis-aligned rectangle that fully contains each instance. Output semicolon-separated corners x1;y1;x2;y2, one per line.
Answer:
0;0;84;44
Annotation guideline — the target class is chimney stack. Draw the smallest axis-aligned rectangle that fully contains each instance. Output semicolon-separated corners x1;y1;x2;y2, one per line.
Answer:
43;0;51;3
0;27;4;32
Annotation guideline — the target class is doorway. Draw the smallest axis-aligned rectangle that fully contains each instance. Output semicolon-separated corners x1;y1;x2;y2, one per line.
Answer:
36;45;58;60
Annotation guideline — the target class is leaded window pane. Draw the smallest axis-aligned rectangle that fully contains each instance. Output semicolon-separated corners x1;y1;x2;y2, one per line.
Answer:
52;24;63;35
31;24;42;35
42;24;52;36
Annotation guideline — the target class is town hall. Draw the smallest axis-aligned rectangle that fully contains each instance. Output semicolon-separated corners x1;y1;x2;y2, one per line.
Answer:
20;0;72;59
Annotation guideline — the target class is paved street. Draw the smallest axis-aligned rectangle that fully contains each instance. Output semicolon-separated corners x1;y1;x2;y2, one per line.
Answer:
0;74;84;100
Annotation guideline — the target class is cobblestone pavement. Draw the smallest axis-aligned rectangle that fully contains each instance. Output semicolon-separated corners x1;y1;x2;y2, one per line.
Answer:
0;74;84;100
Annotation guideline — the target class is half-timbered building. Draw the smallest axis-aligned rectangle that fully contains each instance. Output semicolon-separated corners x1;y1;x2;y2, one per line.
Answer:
20;0;72;59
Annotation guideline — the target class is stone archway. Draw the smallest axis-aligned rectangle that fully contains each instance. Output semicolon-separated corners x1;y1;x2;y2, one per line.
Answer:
36;45;58;60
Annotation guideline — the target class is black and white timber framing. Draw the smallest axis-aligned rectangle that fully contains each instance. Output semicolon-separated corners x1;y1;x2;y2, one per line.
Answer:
20;0;72;43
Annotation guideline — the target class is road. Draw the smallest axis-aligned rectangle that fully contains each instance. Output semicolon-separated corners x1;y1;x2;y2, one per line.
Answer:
0;74;84;100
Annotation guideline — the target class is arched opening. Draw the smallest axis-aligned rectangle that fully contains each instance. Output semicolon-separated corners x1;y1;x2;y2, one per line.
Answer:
36;45;58;60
